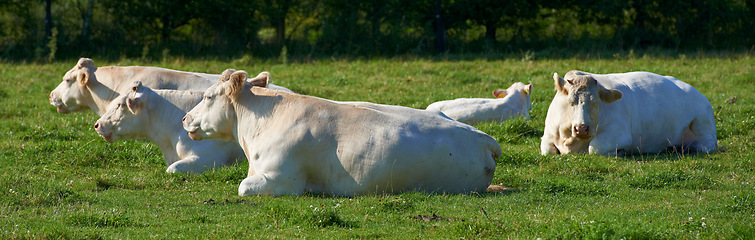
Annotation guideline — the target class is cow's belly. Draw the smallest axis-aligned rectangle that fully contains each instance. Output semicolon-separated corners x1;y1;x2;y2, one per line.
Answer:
304;127;494;195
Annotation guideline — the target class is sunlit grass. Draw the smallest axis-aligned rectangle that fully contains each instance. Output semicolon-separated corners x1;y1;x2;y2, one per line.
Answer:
0;54;753;238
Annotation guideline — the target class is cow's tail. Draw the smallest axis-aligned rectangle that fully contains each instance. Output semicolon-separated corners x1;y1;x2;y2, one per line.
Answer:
487;137;503;159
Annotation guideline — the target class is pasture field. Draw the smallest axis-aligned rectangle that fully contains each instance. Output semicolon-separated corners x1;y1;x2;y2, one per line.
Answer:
1;54;754;239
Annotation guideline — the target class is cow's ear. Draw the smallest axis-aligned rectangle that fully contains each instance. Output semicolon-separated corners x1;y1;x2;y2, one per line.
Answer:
77;58;96;85
78;71;90;85
219;69;236;82
599;89;623;103
524;84;533;95
553;73;567;94
248;71;270;88
126;96;142;114
227;70;248;98
493;89;507;98
130;80;143;93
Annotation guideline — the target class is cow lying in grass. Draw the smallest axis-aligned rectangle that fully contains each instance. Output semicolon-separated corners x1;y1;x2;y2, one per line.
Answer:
182;69;502;196
49;57;291;116
94;80;246;173
540;70;717;156
426;82;533;125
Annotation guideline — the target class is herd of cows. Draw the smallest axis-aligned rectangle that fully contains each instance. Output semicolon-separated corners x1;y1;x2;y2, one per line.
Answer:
47;58;718;196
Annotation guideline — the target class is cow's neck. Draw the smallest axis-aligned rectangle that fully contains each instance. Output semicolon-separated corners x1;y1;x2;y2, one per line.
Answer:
232;88;284;152
145;92;198;164
86;79;120;116
87;69;131;116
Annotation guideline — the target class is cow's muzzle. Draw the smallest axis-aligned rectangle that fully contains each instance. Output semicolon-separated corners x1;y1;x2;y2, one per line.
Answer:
573;124;591;139
93;121;114;143
49;93;70;114
182;115;202;140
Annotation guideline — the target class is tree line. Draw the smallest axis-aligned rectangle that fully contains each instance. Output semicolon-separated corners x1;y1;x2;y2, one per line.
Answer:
1;0;752;61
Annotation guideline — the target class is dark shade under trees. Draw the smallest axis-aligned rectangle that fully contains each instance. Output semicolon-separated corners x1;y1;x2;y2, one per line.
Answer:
0;0;752;61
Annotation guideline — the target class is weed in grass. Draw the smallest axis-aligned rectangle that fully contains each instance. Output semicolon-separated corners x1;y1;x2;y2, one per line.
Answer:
94;176;116;191
305;208;354;228
380;196;414;213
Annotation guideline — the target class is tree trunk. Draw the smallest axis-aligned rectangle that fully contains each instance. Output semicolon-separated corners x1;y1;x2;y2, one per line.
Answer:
485;20;497;44
274;0;291;48
434;0;445;53
370;4;381;51
161;15;172;43
45;0;52;39
81;0;93;41
275;18;286;47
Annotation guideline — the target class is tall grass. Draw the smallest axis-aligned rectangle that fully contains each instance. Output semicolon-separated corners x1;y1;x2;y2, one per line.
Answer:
0;54;753;238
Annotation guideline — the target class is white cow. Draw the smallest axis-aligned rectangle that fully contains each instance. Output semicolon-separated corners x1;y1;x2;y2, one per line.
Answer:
540;70;717;155
182;69;502;196
94;80;246;173
49;57;291;116
426;82;533;124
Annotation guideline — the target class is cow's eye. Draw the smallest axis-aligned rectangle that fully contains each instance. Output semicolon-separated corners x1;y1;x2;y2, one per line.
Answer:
568;98;577;106
205;96;212;100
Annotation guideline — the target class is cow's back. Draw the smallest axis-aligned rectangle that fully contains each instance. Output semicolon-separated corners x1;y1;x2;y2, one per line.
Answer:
588;71;714;153
242;90;500;195
428;97;528;124
309;100;499;195
121;66;216;91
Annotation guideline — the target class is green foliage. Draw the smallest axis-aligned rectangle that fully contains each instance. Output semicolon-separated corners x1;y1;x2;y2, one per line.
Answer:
1;56;754;238
0;0;753;60
46;28;58;62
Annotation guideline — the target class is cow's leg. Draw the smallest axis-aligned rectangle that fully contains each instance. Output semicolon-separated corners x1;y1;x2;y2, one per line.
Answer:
588;134;632;156
166;156;219;174
687;115;718;153
540;138;559;155
238;170;306;196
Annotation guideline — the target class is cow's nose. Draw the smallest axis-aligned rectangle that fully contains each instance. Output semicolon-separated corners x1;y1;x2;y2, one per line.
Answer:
182;116;187;122
573;124;589;137
94;122;100;130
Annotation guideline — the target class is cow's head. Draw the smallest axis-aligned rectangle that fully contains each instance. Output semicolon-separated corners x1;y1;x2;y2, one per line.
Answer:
183;69;266;142
49;58;98;113
493;82;533;112
93;81;146;143
553;72;622;141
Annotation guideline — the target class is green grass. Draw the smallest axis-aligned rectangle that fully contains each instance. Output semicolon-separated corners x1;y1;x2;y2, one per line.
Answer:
1;53;754;239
